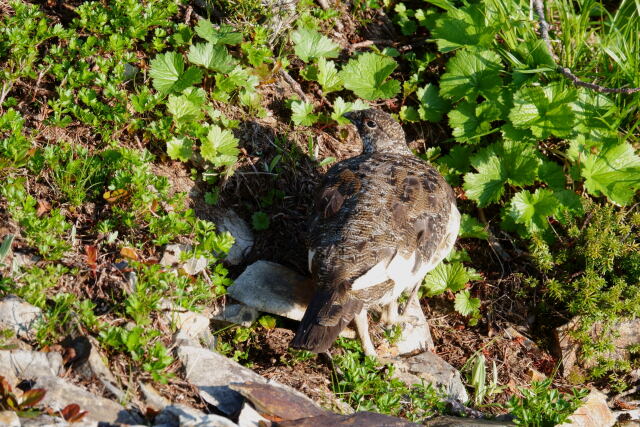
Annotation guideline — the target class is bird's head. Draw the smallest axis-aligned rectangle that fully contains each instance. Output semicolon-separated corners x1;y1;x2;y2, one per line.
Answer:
343;109;409;155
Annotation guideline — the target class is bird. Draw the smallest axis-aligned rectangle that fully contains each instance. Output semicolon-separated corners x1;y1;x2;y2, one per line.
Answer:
291;109;460;356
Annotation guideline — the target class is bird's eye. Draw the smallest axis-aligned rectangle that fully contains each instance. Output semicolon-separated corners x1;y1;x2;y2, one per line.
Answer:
366;120;376;128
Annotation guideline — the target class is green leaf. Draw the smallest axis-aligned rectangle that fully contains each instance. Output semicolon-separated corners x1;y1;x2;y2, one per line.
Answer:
316;57;343;94
166;87;206;123
440;49;503;101
448;100;500;143
258;315;277;329
538;161;565;190
509;84;578;138
423;262;473;296
454;289;480;316
459;214;488;240
291;27;340;62
507;189;558;234
149;52;202;95
200;125;240;168
431;4;498;52
554;189;584;222
187;43;236;73
331;97;369;124
340;52;401;100
252;211;270;230
166;137;193;162
195;20;242;45
463;140;541;207
290;100;319;126
580;140;640;205
439;145;473;175
416;83;450;122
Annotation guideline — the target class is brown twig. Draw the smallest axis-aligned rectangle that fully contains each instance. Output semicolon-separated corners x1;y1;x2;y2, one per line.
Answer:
532;0;640;94
279;69;309;103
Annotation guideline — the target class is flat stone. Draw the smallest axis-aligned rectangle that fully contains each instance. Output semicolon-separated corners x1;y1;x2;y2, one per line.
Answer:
0;296;43;339
153;404;237;427
140;382;170;412
159;299;213;347
555;318;640;377
34;375;141;425
160;244;192;267
76;336;126;402
237;402;269;427
212;304;260;327
215;209;254;266
229;381;327;420
228;261;313;322
0;350;63;387
390;351;469;403
558;389;616;427
20;415;98;426
0;411;20;427
276;411;420;426
177;345;267;415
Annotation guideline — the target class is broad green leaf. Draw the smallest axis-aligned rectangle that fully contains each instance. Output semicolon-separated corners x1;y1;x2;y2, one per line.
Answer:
459;214;488;240
291;27;340;62
149;52;202;95
507;188;557;234
399;106;421;122
290;100;319;126
252;211;270;230
316;58;343;94
509;84;577;138
463;140;541;207
448;100;500;143
439;145;473;175
187;43;236;73
331;97;369;124
580;140;640;205
431;4;497;52
554;189;584;222
416;83;450;122
201;125;240;168
167;137;193;162
195;20;242;45
340;52;400;100
423;262;473;296
454;289;481;316
571;90;618;138
166;87;206;123
538;161;565;190
440;49;503;101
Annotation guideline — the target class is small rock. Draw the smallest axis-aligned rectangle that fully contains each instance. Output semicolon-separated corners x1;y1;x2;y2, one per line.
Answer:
613;409;640;422
425;416;514;426
555;317;640;377
228;261;313;322
275;411;419;426
159;299;213;346
160;244;192;267
215;209;254;266
34;375;142;425
229;382;327;420
558;389;616;427
0;411;20;427
140;382;170;412
153;404;237;427
390;351;469;403
76;336;126;402
212;304;260;327
388;297;434;356
237;402;270;427
177;345;267;415
11;252;39;272
0;296;43;339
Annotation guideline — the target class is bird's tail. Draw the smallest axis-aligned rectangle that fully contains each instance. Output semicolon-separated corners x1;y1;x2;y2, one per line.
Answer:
291;287;363;353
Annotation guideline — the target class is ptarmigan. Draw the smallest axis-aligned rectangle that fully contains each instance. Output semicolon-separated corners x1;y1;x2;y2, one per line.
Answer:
291;109;459;356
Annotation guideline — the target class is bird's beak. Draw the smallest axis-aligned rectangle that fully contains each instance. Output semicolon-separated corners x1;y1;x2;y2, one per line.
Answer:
343;111;362;127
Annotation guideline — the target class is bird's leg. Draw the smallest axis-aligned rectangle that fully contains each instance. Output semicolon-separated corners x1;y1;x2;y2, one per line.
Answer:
380;300;399;325
400;281;421;316
354;310;377;357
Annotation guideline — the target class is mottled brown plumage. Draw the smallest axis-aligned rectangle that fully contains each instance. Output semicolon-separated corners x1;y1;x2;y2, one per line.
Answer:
291;109;459;355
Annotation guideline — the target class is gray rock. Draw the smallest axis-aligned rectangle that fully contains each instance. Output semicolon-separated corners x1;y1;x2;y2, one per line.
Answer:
153;404;237;427
378;297;434;357
555;317;640;377
34;375;142;425
215;210;254;266
0;296;43;339
237;402;269;427
425;416;514;426
227;261;313;321
177;345;267;415
20;416;99;427
0;350;63;386
76;336;126;402
558;389;616;427
212;304;260;327
159;299;213;347
0;411;20;427
390;351;469;403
